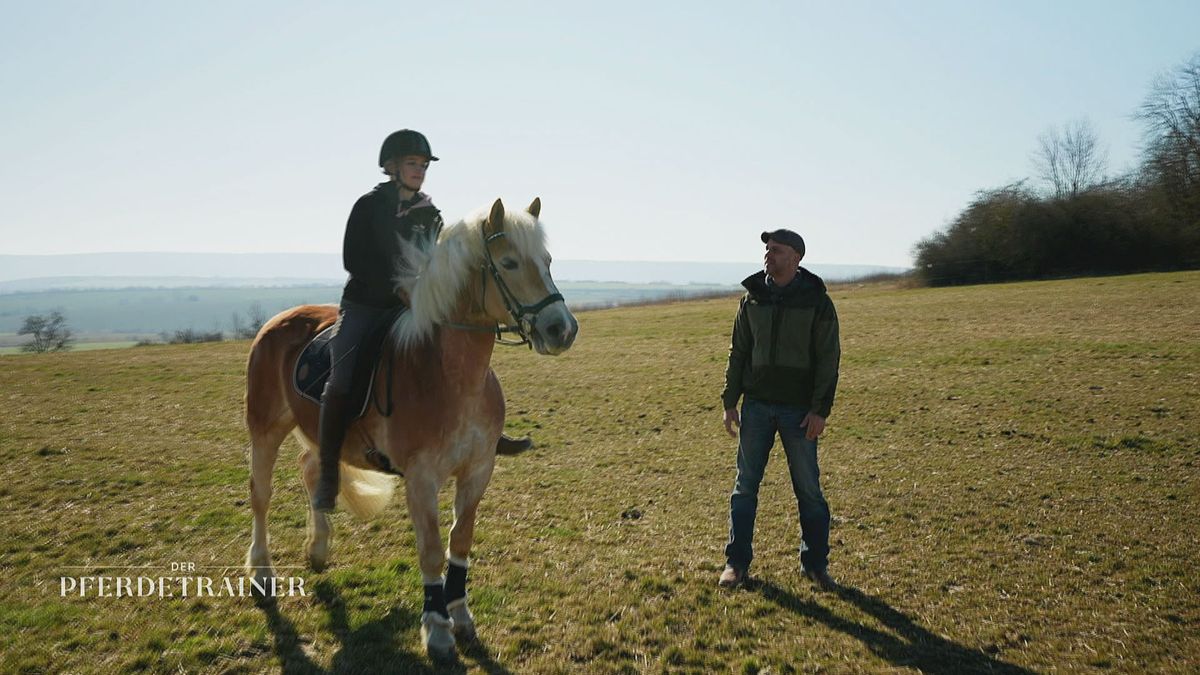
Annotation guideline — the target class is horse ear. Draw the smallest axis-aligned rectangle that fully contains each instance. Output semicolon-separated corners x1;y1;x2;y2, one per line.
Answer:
488;198;505;234
527;197;541;219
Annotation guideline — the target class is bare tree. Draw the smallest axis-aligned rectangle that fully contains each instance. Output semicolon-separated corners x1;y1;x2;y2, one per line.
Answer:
19;310;73;353
1137;52;1200;201
247;301;267;335
169;328;224;344
1032;119;1108;198
231;301;269;340
230;311;247;339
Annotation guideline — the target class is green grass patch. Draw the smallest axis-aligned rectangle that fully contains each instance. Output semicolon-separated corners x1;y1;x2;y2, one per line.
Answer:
0;271;1197;671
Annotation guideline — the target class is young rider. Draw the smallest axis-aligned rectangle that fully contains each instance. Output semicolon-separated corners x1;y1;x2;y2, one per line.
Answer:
312;129;531;513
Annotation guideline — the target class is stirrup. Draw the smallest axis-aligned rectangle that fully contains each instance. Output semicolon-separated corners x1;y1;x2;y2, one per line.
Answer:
496;434;534;455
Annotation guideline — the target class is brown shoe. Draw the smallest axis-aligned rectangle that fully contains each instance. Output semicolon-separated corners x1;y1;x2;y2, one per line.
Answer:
718;565;745;588
496;433;534;455
803;567;838;592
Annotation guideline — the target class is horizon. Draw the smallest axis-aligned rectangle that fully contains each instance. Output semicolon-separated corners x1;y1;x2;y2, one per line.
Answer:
0;250;910;265
3;4;1198;267
0;252;906;290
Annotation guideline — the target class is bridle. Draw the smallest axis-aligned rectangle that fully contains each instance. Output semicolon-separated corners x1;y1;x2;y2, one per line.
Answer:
443;227;564;348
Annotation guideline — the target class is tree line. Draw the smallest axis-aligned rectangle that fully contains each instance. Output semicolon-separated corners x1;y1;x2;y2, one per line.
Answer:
915;53;1200;286
15;302;269;353
160;301;269;344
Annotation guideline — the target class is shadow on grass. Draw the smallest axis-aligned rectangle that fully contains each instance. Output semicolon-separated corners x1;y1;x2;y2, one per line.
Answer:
753;580;1034;674
255;595;323;675
255;581;512;674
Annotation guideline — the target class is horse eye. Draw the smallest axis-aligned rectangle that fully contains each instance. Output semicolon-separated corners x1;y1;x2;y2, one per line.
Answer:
501;259;519;271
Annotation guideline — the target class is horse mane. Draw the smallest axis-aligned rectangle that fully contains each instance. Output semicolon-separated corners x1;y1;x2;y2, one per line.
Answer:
392;203;547;349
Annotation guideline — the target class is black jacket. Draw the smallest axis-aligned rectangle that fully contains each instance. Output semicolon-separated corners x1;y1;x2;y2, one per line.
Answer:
721;268;841;417
341;182;444;308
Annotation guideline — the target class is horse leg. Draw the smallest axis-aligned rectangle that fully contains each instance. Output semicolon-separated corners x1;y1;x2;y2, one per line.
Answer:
245;416;293;588
445;459;495;642
406;467;455;661
296;432;333;571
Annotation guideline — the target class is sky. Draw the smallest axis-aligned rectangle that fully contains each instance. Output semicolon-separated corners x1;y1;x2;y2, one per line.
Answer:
1;1;1197;268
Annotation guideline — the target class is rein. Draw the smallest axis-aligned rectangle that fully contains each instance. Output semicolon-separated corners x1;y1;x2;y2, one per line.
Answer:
368;223;562;419
441;227;563;348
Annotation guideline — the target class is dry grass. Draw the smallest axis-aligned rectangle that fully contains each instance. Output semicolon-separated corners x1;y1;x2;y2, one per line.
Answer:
1;271;1197;673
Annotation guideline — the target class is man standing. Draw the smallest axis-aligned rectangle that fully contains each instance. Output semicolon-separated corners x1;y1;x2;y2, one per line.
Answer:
719;229;841;590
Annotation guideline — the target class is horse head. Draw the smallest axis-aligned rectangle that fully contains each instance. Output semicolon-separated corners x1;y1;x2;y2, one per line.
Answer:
479;198;578;355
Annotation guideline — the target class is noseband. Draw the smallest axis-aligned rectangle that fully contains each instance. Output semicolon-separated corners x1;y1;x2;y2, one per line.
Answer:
443;227;564;348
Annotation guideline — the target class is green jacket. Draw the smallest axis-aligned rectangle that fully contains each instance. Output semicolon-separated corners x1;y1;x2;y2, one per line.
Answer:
721;268;841;417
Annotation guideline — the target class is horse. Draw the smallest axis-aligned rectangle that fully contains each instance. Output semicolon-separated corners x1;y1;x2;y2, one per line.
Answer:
243;197;578;660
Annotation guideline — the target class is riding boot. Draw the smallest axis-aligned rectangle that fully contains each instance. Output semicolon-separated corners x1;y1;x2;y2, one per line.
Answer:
312;391;352;513
496;433;534;455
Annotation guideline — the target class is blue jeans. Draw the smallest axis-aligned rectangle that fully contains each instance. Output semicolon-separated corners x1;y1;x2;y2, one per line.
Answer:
725;398;831;573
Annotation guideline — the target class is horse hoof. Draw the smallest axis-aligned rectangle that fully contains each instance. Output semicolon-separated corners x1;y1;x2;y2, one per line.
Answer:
452;622;477;643
448;603;477;642
427;642;457;663
248;572;276;600
245;559;275;580
424;633;457;663
422;613;457;662
305;539;329;571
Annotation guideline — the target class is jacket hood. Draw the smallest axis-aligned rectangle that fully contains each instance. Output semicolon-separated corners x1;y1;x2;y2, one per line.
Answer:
740;267;827;297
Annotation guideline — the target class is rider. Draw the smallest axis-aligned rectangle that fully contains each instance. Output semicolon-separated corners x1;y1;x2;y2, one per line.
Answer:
312;129;531;513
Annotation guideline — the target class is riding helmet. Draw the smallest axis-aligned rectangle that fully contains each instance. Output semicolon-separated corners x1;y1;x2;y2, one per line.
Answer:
378;129;438;166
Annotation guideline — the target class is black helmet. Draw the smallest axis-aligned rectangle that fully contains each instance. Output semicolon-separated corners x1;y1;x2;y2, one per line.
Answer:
378;129;438;166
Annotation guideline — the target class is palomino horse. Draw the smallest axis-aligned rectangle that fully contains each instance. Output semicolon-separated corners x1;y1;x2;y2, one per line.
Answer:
243;198;577;660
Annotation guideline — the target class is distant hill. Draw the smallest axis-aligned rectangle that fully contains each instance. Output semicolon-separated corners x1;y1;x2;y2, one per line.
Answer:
0;253;906;291
0;282;739;342
0;253;342;286
0;253;907;344
0;276;338;294
539;260;906;285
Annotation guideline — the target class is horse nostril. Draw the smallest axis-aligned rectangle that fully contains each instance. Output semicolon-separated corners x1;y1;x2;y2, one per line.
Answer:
544;319;566;341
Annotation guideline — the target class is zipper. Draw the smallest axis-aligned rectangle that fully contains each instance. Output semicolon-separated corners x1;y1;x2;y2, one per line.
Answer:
769;302;782;365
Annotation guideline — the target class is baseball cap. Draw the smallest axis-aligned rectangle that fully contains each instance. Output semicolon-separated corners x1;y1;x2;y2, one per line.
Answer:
761;229;805;258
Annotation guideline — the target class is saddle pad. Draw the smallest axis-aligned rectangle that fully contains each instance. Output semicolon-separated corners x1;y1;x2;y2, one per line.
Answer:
293;307;403;419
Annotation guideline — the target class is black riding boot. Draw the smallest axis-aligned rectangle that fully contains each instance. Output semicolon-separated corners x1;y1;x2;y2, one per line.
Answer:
312;392;352;512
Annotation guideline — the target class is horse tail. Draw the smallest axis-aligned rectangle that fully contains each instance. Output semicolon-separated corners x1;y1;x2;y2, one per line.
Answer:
338;464;396;519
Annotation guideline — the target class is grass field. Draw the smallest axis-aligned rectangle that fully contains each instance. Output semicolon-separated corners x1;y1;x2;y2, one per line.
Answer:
1;271;1197;673
0;341;141;356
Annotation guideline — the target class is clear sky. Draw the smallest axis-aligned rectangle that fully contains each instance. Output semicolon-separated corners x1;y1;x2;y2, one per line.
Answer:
1;1;1196;267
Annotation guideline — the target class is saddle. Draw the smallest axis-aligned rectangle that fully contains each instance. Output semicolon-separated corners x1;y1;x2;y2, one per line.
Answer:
293;307;406;420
